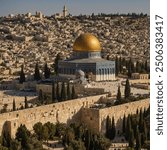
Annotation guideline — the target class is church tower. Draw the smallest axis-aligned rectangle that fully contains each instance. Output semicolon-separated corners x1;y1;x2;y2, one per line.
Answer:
63;5;68;17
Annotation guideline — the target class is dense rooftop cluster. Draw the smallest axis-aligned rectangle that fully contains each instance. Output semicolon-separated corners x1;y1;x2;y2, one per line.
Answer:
0;13;149;77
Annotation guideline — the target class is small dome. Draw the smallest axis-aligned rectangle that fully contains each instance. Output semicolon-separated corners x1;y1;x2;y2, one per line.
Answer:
73;33;101;52
75;69;85;77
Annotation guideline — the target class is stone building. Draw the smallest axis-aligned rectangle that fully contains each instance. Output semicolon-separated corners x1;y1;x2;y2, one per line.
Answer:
131;73;149;80
58;33;115;81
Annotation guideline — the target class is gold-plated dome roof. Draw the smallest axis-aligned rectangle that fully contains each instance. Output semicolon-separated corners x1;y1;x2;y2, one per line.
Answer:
73;33;101;52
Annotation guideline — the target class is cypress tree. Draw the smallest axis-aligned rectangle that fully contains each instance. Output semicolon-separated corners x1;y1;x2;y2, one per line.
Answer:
122;57;126;67
139;109;144;132
111;117;116;140
13;98;16;111
136;108;139;115
60;82;66;101
143;121;147;143
136;61;141;73
125;115;131;140
67;82;71;100
116;86;121;101
106;115;111;139
19;65;25;84
128;63;132;78
115;56;119;76
56;82;60;101
44;63;50;79
54;53;61;74
34;63;41;81
39;90;43;104
136;127;141;150
129;129;134;148
24;96;28;109
52;82;55;102
122;114;126;134
119;57;122;73
71;85;76;99
124;78;131;99
128;58;132;78
85;130;91;150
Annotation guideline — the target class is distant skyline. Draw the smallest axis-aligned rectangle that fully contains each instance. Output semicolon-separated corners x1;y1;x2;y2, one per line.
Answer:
0;0;149;16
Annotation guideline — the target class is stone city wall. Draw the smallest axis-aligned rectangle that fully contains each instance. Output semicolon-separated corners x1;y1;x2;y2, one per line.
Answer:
0;94;107;137
99;99;150;134
81;99;149;135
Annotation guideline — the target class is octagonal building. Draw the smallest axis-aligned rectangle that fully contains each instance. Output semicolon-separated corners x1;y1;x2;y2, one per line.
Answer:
58;33;115;81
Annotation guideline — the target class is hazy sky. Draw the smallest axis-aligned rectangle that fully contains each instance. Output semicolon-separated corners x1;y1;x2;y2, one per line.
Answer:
0;0;149;16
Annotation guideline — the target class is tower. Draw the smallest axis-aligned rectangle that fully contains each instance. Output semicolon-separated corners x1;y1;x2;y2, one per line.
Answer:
63;5;68;17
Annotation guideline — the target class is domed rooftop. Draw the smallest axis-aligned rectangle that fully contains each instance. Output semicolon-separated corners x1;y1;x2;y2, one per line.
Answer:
73;33;101;52
75;69;85;77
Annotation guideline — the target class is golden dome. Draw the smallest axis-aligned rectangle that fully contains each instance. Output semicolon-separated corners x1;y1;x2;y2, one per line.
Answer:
73;33;101;52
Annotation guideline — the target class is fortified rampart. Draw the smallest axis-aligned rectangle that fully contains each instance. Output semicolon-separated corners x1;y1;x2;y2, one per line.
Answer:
0;94;107;138
81;99;149;135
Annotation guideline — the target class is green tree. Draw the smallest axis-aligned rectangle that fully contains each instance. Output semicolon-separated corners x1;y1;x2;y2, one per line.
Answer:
2;131;11;148
136;127;141;150
44;63;50;79
33;122;43;141
71;85;76;99
85;129;91;150
13;98;16;111
124;78;131;99
15;124;31;149
68;140;86;150
141;121;147;145
56;82;60;101
52;82;55;102
67;82;71;100
122;114;126;134
10;139;22;150
145;60;149;73
24;96;28;109
105;116;111;139
119;57;122;73
115;56;119;76
54;53;61;74
41;126;49;142
44;122;56;140
34;63;41;81
38;90;43;104
125;115;131;140
129;129;134;148
111;117;116;140
136;61;141;73
128;64;132;78
116;86;121;101
19;65;25;84
63;127;75;146
60;82;67;101
127;58;132;78
139;109;144;132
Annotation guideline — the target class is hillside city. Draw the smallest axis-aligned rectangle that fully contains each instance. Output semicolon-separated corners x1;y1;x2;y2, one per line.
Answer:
0;11;149;78
0;7;150;150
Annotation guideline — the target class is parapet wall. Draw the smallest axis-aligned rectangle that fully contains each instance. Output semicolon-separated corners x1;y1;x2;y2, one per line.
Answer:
0;94;107;137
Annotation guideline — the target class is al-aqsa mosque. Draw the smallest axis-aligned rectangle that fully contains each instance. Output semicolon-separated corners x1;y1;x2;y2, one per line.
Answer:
58;33;115;81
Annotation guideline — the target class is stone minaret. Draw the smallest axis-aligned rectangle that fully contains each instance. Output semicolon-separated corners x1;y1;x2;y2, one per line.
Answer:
63;5;68;17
